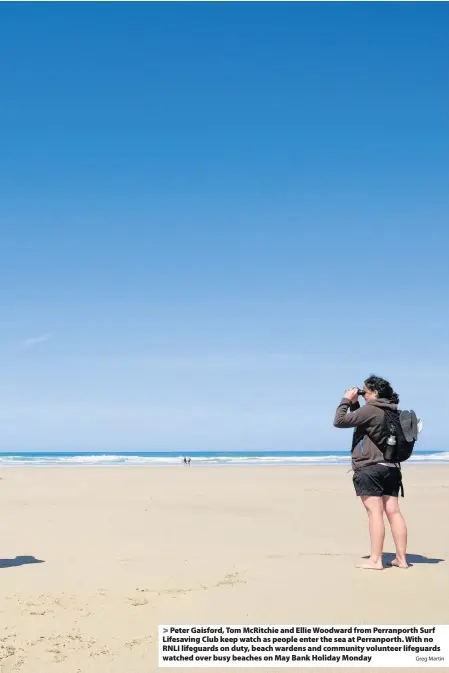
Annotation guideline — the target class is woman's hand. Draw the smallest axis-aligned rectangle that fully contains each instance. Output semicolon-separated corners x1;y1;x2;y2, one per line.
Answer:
344;387;359;404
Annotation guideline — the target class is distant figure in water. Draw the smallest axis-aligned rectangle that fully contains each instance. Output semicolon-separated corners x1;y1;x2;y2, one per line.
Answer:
182;457;187;466
187;457;191;466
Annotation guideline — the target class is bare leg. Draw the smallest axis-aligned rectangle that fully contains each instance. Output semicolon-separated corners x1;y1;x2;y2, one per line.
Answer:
355;496;385;570
383;496;408;568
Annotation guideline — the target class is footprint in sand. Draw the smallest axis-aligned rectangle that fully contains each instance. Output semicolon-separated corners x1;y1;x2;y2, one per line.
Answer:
128;596;149;607
124;636;152;649
0;645;17;661
0;654;25;673
215;572;246;587
29;610;54;616
89;647;111;658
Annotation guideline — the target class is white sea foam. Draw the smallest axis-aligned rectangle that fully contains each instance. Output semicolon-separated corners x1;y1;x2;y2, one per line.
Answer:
410;451;449;462
0;452;447;467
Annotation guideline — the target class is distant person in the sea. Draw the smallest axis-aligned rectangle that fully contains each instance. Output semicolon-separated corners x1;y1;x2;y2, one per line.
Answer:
187;457;191;466
333;375;420;571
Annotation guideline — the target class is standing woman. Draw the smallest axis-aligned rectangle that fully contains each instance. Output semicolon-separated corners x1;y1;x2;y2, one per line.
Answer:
334;375;409;570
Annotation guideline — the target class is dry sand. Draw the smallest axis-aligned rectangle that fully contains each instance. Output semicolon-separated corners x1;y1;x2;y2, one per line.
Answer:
0;465;448;673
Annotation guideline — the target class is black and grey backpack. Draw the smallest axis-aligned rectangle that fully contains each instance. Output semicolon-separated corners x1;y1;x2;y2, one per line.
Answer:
382;409;420;463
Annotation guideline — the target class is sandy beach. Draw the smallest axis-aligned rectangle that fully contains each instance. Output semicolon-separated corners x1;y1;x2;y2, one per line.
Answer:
0;465;448;673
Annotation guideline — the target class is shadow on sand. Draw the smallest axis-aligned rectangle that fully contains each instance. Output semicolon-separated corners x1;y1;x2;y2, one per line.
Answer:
0;556;45;569
362;553;444;568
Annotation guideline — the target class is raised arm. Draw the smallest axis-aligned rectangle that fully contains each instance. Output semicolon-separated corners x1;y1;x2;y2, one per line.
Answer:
333;398;372;429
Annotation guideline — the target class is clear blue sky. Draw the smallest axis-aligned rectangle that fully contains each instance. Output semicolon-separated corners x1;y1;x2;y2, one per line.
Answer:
1;2;448;452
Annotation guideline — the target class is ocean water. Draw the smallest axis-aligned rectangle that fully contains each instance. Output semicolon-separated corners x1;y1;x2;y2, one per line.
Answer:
0;451;447;467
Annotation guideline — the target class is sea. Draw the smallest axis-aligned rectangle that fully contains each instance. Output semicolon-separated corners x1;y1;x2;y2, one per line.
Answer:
0;450;447;467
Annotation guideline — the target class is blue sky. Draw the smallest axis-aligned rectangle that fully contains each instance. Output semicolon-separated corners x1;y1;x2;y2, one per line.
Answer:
0;3;448;452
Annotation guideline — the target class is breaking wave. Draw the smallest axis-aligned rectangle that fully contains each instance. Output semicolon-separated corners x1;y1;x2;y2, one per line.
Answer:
0;451;447;467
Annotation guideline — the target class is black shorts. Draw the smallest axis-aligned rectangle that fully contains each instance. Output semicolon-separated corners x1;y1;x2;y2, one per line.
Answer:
353;464;402;498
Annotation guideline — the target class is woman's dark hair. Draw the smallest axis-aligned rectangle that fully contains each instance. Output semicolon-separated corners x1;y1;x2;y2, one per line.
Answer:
364;375;400;404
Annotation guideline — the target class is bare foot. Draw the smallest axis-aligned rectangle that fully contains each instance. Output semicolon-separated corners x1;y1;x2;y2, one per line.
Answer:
355;560;383;570
388;558;409;569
